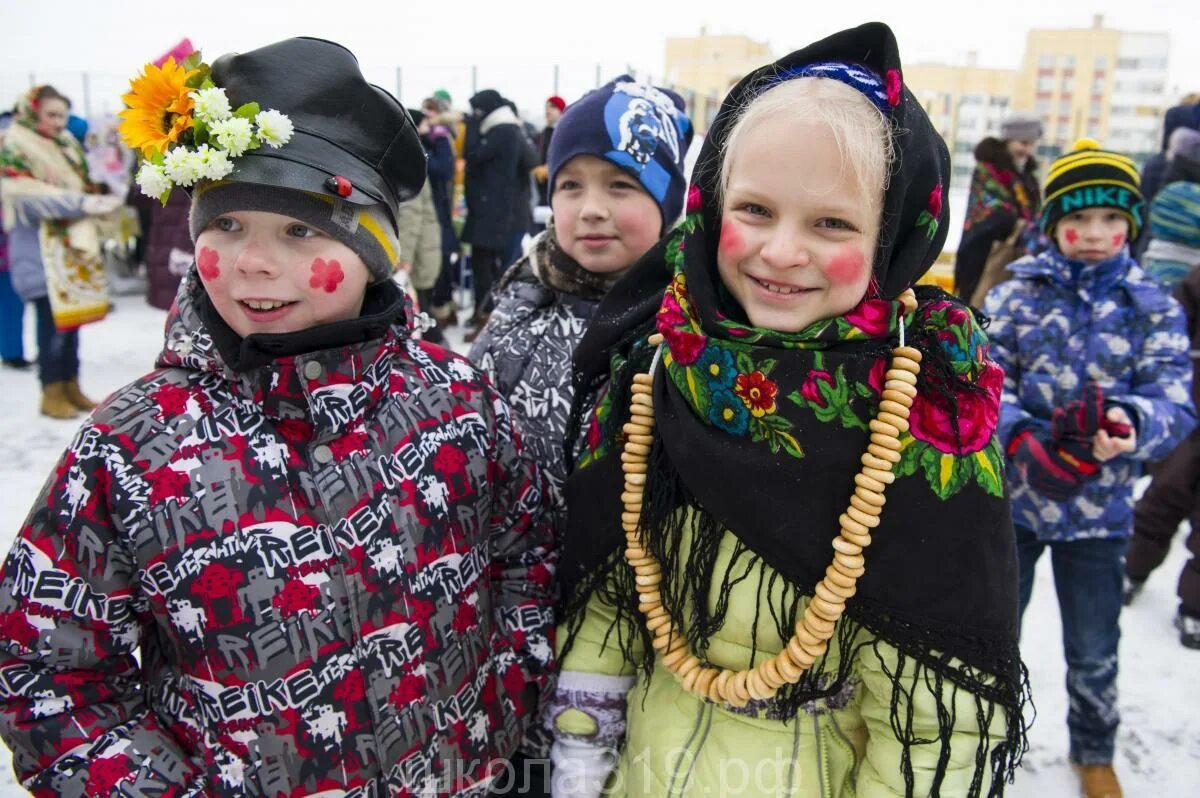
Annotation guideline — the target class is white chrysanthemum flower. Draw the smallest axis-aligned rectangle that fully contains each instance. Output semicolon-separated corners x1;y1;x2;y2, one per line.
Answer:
209;117;254;157
191;87;232;123
255;109;294;148
196;145;235;182
163;147;205;187
135;162;172;198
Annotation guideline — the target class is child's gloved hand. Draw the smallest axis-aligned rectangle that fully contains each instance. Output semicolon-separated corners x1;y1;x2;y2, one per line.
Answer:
1008;428;1097;502
1094;406;1137;461
1049;382;1108;474
1050;382;1104;441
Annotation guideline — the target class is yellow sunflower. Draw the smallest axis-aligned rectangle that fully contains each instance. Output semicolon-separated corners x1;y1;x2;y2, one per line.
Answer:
119;57;200;159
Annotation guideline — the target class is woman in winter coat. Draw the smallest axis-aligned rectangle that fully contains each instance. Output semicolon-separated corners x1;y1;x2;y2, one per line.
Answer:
0;38;557;796
0;85;124;418
462;90;536;336
550;24;1028;797
953;113;1044;305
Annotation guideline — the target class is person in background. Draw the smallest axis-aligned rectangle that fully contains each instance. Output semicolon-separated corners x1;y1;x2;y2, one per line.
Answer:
532;95;566;211
396;109;449;344
504;98;539;270
1135;101;1200;263
1125;126;1200;650
954;112;1044;305
1140;102;1200;209
0;126;31;369
0;85;122;418
462;89;532;341
985;138;1195;798
422;93;466;328
1140;128;1200;287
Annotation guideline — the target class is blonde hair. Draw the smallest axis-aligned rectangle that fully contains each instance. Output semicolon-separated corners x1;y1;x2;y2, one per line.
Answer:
719;77;893;213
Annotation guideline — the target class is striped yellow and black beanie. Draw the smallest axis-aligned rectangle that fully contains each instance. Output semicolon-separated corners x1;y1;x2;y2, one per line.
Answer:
1041;138;1144;239
190;181;400;284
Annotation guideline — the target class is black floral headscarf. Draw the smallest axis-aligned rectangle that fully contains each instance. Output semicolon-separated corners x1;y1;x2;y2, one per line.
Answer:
561;22;1028;797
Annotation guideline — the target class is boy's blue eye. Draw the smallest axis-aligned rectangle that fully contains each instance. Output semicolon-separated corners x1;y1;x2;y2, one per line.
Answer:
556;179;580;191
212;216;240;233
739;203;770;217
819;218;858;232
611;180;638;191
287;224;318;238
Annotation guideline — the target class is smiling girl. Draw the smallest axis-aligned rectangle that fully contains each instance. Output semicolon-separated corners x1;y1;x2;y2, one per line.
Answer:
549;23;1029;798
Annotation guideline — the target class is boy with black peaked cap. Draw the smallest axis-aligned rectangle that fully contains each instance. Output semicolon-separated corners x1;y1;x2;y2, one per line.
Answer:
0;37;557;796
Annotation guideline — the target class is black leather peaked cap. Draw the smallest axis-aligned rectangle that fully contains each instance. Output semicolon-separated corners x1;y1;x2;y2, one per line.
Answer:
209;37;426;230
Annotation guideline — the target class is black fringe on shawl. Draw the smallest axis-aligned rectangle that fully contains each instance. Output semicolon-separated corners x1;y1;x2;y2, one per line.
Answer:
559;285;1031;797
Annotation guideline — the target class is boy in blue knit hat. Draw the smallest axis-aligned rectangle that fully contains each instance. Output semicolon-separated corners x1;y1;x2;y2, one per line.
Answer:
984;138;1196;797
469;77;693;512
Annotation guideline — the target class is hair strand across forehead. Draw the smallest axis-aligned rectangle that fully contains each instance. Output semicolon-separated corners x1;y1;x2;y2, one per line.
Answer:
718;77;893;215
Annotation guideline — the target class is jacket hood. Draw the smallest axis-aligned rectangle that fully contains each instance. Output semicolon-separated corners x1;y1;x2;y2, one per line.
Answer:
1161;103;1200;151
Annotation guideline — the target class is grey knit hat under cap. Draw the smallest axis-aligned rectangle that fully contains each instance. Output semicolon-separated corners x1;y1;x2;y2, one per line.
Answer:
1000;112;1043;142
189;181;400;284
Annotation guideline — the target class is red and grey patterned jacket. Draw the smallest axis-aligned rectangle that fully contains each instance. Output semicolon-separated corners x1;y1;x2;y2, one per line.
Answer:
0;270;557;796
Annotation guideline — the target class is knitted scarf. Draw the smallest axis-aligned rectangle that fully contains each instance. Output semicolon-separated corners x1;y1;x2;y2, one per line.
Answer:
503;216;622;301
560;22;1029;797
0;88;110;330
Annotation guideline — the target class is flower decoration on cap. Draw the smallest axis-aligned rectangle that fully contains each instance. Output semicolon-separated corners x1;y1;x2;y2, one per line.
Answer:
119;51;295;204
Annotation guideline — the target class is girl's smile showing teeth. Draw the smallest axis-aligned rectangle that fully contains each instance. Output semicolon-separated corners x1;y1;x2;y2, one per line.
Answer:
752;276;809;295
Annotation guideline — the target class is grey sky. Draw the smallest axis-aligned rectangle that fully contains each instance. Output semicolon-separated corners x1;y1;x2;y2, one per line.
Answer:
2;0;1195;119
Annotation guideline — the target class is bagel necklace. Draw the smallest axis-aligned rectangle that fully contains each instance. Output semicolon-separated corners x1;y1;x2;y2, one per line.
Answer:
620;289;921;709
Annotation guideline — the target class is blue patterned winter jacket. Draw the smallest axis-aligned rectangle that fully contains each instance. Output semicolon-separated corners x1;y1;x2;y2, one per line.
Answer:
984;248;1196;541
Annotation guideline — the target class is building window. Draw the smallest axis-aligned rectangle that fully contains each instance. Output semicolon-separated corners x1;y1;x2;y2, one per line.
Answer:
1090;100;1103;116
1037;75;1055;91
1060;99;1073;113
1039;53;1056;68
1062;77;1075;92
1117;57;1138;69
1063;55;1076;68
1036;99;1051;113
1094;56;1107;70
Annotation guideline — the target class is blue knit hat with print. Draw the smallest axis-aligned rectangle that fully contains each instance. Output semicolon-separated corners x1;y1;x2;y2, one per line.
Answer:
548;76;694;228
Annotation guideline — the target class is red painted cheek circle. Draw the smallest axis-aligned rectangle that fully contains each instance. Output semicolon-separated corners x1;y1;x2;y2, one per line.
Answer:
1112;233;1125;248
309;258;346;293
197;247;221;281
1064;229;1079;245
824;247;867;286
718;220;744;259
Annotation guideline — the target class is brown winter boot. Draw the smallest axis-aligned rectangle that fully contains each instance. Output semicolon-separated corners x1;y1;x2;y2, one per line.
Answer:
1073;764;1122;798
40;382;79;420
63;378;98;411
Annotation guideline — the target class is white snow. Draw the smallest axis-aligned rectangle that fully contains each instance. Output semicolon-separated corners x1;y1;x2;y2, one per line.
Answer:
0;291;1197;795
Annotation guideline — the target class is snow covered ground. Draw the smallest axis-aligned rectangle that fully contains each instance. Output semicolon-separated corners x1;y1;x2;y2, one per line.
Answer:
0;291;1196;795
